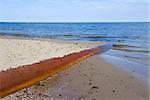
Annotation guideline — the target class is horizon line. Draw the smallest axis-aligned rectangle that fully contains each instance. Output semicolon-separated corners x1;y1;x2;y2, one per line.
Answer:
0;21;149;23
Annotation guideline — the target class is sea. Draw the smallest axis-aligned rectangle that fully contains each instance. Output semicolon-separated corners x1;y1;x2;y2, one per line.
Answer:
0;22;149;68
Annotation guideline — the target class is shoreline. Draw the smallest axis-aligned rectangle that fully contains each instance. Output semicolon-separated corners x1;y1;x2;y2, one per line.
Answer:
2;55;149;100
0;36;149;99
100;54;149;80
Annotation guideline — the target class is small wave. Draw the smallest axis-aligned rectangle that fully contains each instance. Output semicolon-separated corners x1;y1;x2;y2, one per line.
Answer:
83;35;129;39
0;33;5;36
124;55;150;60
112;44;149;53
113;48;150;53
113;44;138;48
13;33;27;36
63;34;80;37
62;34;110;39
83;35;105;38
0;32;30;37
61;34;131;39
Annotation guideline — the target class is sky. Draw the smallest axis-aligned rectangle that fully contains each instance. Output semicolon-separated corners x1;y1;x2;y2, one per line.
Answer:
0;0;149;22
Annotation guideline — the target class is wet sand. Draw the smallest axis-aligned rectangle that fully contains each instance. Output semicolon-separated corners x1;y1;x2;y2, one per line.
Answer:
2;55;149;100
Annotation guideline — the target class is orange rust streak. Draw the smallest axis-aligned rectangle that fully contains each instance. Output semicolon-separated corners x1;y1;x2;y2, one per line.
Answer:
0;45;110;98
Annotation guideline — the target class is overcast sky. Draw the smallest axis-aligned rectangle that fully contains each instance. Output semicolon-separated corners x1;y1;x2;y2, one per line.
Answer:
0;0;149;22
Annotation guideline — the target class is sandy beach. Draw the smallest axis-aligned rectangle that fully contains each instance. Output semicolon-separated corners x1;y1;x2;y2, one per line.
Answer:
0;36;104;71
0;36;111;98
2;56;149;100
0;36;149;100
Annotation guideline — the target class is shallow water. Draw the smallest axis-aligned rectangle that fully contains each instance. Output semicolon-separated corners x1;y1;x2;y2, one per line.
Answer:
0;22;149;63
100;54;149;81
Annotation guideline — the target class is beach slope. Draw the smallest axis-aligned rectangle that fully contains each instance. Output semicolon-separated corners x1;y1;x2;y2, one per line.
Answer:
2;55;148;100
0;36;112;97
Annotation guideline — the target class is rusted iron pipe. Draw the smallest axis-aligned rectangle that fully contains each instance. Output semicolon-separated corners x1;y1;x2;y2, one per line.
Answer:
0;43;112;97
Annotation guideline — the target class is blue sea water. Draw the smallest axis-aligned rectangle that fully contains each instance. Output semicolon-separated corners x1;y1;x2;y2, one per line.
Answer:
0;22;149;49
0;22;149;61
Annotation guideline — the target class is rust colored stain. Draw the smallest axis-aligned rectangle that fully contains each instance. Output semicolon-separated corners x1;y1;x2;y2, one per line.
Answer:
0;43;112;97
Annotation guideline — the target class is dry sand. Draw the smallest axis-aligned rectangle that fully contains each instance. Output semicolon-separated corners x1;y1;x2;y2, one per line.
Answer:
0;36;103;71
2;55;149;100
